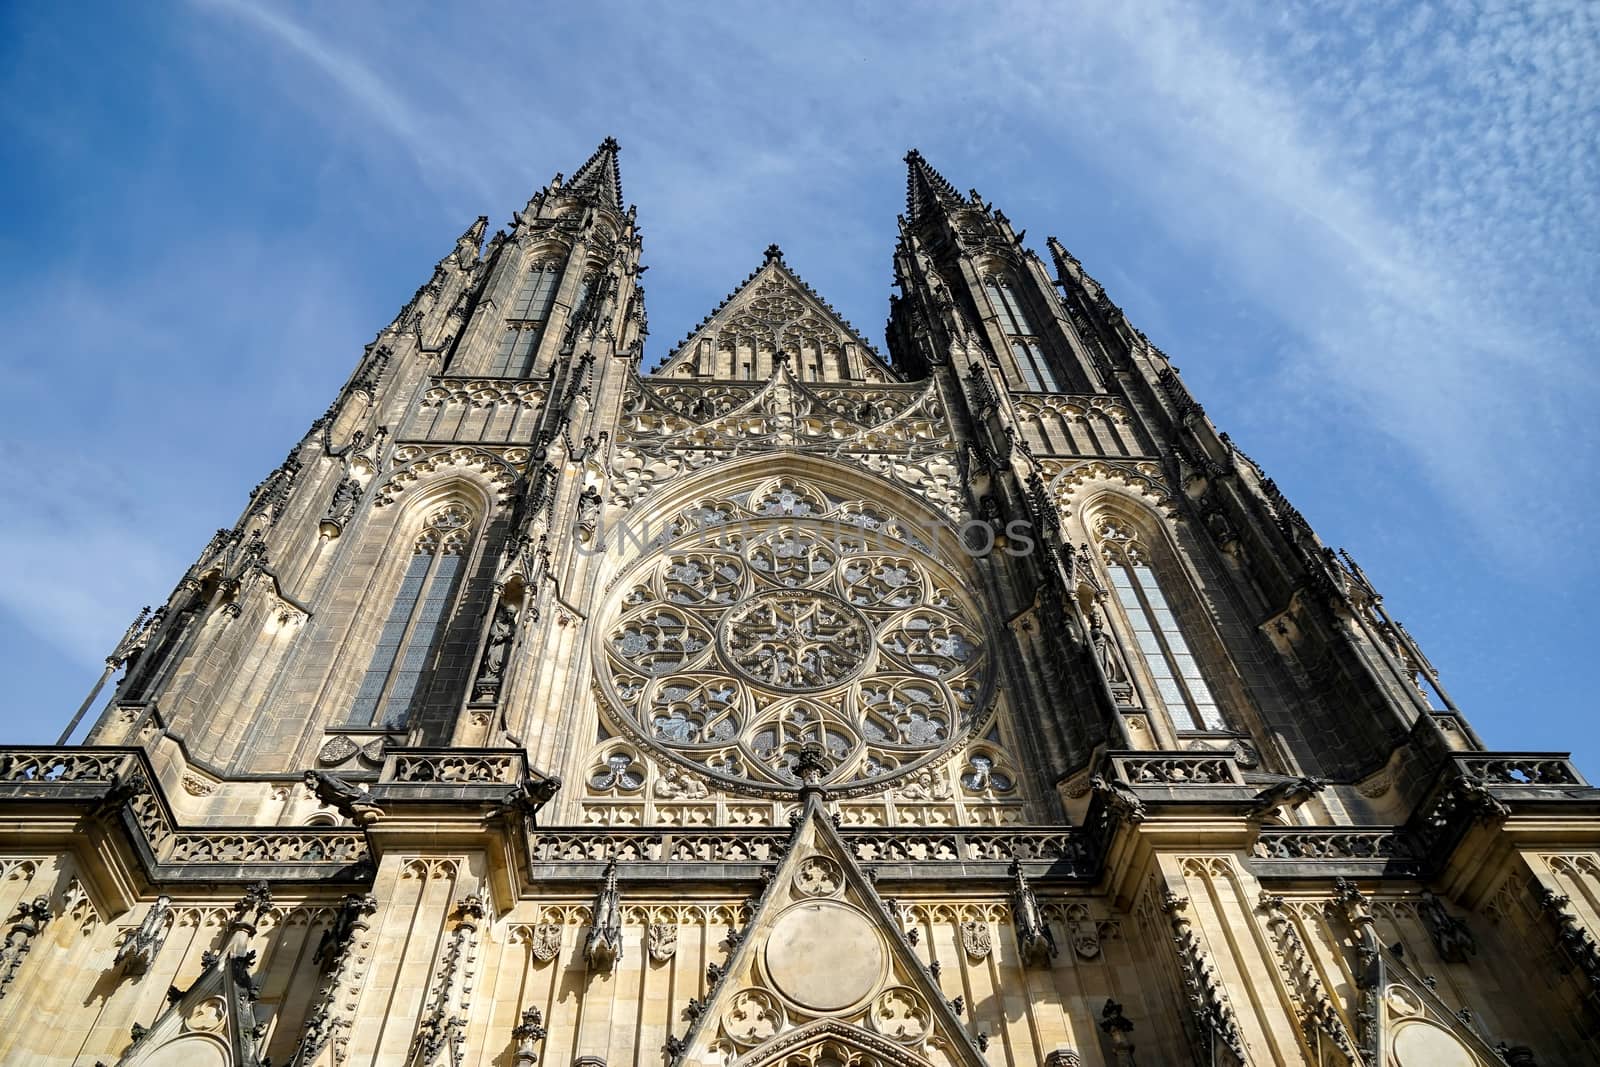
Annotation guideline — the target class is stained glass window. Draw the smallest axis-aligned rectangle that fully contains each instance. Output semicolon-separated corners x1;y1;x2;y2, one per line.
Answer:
349;505;472;727
1101;523;1225;731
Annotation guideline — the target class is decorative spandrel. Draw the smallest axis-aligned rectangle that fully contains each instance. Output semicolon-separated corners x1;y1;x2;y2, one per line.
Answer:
595;477;992;796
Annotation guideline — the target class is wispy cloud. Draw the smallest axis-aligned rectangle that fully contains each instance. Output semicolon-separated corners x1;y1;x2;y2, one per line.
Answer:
3;0;1596;756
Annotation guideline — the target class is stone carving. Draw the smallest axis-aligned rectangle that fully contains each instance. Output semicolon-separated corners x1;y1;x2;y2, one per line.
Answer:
393;751;523;784
1045;1051;1084;1067
1100;999;1138;1066
793;855;844;897
1090;774;1146;824
115;894;174;978
960;920;992;961
498;771;563;823
722;591;872;691
0;896;50;999
291;893;379;1067
0;749;129;783
896;767;953;801
1258;892;1357;1063
1248;776;1325;820
1064;903;1101;959
303;769;385;826
410;895;485;1067
584;859;623;973
1121;755;1238;785
1457;755;1581;785
723;988;783;1045
512;1006;547;1067
595;479;990;795
1009;859;1057;966
647;923;678;962
472;601;517;701
1252;827;1418;863
1161;891;1246;1064
322;475;361;535
1334;878;1383;1063
575;484;603;543
1418;891;1477;963
1416;774;1511;856
653;763;709;799
529;924;562;963
870;986;932;1041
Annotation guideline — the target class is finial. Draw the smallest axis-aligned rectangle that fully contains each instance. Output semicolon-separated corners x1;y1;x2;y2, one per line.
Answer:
764;243;783;263
793;740;831;806
904;147;962;220
566;137;625;209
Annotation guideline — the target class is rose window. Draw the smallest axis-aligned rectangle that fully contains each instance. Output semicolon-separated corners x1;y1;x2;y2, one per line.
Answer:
595;477;992;794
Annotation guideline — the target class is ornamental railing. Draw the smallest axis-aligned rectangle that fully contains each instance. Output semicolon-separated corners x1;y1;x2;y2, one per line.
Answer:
379;747;528;786
527;826;1096;874
1452;753;1585;786
1108;750;1244;786
0;746;371;880
1252;827;1420;863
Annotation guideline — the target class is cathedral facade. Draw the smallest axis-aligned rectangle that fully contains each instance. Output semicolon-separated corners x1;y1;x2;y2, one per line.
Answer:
0;140;1593;1065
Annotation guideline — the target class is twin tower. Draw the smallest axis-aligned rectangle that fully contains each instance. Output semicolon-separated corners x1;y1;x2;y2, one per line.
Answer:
0;139;1592;1065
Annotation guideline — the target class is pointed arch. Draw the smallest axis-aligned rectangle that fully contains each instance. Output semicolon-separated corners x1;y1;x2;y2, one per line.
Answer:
1077;492;1234;735
347;500;478;727
979;267;1058;392
738;1021;937;1067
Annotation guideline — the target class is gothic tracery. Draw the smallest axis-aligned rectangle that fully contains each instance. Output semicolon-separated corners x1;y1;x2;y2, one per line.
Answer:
596;476;990;794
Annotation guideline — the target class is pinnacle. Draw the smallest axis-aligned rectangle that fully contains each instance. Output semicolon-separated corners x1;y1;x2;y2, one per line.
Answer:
763;243;783;263
904;147;962;221
567;136;624;209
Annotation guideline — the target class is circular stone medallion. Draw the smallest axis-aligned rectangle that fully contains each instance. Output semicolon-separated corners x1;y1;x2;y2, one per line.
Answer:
1391;1022;1475;1067
764;900;884;1012
719;591;871;692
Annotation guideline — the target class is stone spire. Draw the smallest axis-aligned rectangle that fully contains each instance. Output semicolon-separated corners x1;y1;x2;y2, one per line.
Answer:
904;148;963;221
566;136;625;210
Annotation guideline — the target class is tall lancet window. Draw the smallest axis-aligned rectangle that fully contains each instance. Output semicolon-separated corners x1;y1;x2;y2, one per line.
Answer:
1098;520;1225;731
982;274;1059;392
350;504;474;727
490;261;562;376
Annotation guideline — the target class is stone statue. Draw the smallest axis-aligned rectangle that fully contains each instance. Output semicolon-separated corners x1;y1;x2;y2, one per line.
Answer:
329;476;360;523
498;772;562;823
1100;1000;1138;1066
1009;859;1057;966
115;894;173;978
575;484;603;543
473;602;517;699
1248;776;1326;821
1419;891;1477;964
1090;773;1147;824
0;896;51;998
303;769;385;826
584;859;623;973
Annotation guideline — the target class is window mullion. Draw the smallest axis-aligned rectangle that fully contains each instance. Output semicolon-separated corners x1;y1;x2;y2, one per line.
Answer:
372;549;445;725
1128;567;1196;730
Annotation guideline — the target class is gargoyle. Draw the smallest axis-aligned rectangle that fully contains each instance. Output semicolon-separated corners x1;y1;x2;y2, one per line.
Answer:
303;769;384;826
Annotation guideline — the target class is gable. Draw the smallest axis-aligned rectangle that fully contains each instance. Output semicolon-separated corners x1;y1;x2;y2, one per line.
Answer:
654;247;899;384
672;797;985;1067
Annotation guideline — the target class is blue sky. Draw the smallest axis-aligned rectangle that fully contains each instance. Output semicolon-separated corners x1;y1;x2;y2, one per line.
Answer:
2;2;1596;772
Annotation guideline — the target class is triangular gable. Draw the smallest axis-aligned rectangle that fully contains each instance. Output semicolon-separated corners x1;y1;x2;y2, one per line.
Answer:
1364;944;1514;1067
654;248;899;384
113;951;267;1067
115;886;273;1067
672;797;985;1067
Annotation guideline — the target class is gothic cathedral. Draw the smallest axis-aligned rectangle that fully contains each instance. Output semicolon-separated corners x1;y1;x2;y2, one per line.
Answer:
1;140;1593;1066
